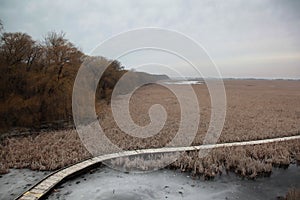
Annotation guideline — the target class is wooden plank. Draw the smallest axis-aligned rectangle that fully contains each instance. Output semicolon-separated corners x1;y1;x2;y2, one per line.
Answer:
19;195;37;200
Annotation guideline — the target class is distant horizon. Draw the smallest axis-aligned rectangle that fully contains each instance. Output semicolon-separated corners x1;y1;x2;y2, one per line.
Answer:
169;76;300;80
131;69;300;80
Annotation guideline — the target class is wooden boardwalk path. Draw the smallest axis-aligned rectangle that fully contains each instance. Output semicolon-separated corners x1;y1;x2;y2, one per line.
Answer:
16;135;300;200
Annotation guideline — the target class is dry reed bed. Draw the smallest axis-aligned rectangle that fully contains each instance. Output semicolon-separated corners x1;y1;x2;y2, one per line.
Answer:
0;130;91;174
0;129;299;179
98;80;300;149
107;139;300;179
170;139;300;179
0;80;300;178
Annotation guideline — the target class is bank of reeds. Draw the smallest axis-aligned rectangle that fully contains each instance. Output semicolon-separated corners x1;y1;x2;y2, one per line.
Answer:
0;128;299;179
1;80;300;179
0;130;91;174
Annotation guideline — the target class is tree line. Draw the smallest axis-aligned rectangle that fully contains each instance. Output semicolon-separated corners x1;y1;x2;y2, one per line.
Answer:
0;20;168;130
0;20;125;129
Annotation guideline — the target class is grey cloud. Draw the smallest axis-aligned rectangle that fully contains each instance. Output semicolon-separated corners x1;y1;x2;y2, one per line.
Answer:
0;0;299;78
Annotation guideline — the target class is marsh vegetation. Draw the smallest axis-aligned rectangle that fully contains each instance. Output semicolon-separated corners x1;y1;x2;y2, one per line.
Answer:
1;80;299;179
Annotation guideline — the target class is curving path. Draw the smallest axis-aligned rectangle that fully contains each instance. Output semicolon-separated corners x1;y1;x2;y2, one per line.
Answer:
16;135;300;200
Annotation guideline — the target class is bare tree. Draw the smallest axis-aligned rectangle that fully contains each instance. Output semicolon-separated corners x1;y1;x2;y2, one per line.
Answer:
0;32;36;67
0;19;3;34
25;44;43;71
43;31;82;79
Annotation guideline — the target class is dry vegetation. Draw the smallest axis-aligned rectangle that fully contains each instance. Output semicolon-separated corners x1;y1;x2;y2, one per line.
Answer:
106;139;300;179
0;130;91;174
170;139;300;179
279;188;300;200
98;80;300;149
0;80;300;179
286;188;300;200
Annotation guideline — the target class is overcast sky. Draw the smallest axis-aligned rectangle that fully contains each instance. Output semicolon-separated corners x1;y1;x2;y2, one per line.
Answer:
0;0;300;78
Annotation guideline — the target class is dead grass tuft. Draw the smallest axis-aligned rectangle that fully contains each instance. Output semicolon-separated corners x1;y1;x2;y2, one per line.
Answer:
285;188;300;200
